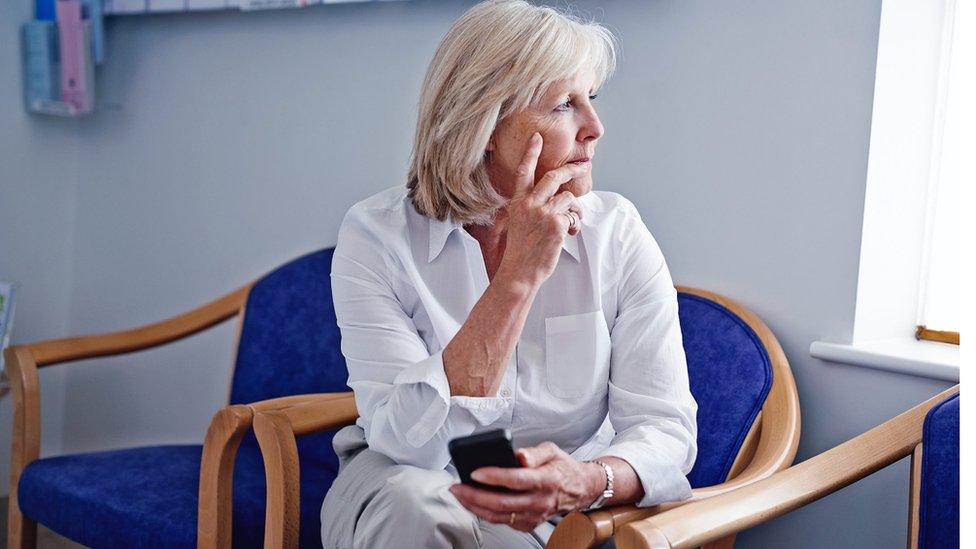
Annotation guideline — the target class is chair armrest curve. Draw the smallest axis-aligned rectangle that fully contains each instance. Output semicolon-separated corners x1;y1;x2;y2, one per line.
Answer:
253;393;359;436
25;285;251;367
250;394;359;549
615;385;959;549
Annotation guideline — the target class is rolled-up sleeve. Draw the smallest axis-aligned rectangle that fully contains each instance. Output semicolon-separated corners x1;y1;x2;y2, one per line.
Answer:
597;204;698;507
331;206;508;470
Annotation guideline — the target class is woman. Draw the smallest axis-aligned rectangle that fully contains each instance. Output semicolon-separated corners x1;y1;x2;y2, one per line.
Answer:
322;1;698;547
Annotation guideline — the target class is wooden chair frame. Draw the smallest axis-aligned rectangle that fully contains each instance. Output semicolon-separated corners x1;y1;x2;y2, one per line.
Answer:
613;385;960;549
248;286;801;549
1;280;323;549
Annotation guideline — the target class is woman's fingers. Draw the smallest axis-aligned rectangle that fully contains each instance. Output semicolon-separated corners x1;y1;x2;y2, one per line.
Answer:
449;483;545;513
517;441;564;469
471;466;550;491
452;498;540;532
546;191;584;219
455;498;509;524
448;484;550;532
530;162;590;203
563;212;580;236
544;191;583;235
511;133;543;199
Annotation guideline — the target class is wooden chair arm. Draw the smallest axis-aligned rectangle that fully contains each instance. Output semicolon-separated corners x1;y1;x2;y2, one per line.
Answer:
22;284;251;367
614;385;960;549
251;393;359;548
246;391;355;414
549;477;771;549
194;393;356;549
255;392;359;435
550;413;783;548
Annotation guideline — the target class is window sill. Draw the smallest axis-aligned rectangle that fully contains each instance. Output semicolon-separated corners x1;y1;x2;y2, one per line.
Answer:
809;338;959;382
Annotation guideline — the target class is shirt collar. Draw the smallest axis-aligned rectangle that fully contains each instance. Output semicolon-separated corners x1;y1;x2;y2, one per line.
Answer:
427;215;581;264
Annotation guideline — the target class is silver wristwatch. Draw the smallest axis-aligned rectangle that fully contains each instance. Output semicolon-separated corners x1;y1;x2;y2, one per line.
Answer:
585;459;614;510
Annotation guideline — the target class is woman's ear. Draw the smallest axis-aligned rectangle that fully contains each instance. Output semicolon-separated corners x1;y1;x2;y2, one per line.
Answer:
486;137;495;153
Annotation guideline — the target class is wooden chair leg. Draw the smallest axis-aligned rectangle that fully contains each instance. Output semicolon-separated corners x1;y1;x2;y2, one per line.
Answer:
197;405;253;549
6;502;38;549
6;346;41;549
253;411;302;549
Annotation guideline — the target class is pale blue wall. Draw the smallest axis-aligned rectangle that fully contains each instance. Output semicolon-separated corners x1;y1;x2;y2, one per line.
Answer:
0;0;74;500
1;1;954;547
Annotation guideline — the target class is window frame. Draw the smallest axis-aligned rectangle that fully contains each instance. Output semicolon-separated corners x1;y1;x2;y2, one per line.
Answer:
810;0;960;381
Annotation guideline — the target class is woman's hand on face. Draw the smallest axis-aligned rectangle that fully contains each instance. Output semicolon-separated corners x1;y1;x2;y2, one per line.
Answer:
497;133;590;288
448;441;603;532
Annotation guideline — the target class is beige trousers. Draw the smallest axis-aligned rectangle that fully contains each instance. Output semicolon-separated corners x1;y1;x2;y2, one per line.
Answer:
320;425;556;549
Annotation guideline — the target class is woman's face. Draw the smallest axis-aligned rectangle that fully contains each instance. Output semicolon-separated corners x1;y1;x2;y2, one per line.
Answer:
486;68;605;200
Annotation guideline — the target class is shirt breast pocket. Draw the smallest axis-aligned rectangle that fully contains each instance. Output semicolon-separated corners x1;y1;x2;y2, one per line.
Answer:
544;311;612;399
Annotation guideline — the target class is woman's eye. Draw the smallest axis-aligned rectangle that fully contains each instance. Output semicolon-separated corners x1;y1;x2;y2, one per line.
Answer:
554;94;599;113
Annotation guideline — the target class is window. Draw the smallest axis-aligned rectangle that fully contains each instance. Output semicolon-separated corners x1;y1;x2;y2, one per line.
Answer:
810;0;963;381
915;0;969;344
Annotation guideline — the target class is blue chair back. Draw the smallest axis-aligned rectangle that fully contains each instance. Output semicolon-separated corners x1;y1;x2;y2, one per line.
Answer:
230;247;349;467
678;291;773;488
917;393;959;549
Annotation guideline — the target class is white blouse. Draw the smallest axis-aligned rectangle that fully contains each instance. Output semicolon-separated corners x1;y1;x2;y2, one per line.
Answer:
331;185;698;507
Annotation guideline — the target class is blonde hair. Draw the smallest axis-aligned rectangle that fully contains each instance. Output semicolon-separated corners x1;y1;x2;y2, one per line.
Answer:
407;0;617;225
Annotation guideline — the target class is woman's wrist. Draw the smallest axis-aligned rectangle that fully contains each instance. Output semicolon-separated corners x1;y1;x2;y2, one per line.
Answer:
580;460;609;509
494;258;548;290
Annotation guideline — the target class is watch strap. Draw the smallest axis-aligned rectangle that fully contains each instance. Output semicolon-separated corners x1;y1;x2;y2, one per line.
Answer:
585;459;614;511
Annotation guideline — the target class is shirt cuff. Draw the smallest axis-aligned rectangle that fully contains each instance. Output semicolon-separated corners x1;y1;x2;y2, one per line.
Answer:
598;442;693;508
392;350;509;441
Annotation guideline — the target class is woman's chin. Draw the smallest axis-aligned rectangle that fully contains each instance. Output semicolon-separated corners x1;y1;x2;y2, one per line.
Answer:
558;176;592;197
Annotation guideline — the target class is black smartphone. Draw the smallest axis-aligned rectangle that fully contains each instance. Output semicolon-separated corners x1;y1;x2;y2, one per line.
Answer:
448;428;521;491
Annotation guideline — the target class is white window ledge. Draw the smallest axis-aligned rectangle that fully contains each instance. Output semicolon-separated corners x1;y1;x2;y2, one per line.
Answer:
810;338;959;382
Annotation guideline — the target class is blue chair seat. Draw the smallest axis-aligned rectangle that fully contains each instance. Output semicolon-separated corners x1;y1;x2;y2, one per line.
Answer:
19;442;338;548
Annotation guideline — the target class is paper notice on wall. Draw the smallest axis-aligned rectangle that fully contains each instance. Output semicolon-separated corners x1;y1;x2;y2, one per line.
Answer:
239;0;309;9
0;282;17;374
186;0;229;9
103;0;399;13
103;0;150;14
148;0;186;11
103;0;232;13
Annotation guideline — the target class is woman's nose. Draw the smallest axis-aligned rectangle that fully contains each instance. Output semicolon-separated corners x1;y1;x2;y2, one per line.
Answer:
579;107;603;141
579;110;604;142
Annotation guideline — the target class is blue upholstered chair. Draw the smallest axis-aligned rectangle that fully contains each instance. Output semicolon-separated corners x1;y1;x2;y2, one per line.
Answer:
250;285;801;549
6;247;801;549
5;248;351;548
614;388;959;549
912;392;959;549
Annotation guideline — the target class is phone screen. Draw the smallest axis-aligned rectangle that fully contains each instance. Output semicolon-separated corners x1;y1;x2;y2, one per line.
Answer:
448;429;521;491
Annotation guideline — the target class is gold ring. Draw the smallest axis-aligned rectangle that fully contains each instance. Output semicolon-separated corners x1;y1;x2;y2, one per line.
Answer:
509;512;516;526
564;211;578;230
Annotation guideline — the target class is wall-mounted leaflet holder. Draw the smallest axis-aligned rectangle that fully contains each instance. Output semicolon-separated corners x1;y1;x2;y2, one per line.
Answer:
20;0;406;117
22;0;104;117
0;281;17;398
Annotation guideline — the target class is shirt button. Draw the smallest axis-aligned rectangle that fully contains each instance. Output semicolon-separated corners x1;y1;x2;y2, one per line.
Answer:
500;388;511;398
